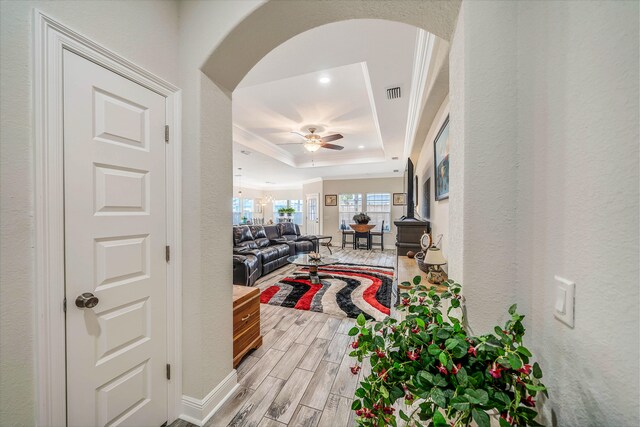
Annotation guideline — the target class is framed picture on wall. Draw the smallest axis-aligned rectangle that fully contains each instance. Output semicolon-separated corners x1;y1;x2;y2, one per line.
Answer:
393;193;406;206
434;115;450;200
324;194;337;206
422;177;431;219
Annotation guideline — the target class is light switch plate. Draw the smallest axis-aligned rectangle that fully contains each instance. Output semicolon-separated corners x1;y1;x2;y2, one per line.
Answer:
554;276;575;327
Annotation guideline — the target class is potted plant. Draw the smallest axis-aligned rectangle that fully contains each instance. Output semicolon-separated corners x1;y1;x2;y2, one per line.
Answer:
285;207;296;217
278;207;287;217
353;212;371;224
348;276;547;427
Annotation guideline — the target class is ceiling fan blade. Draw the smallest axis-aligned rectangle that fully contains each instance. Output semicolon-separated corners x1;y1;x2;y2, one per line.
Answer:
290;131;308;139
321;143;344;150
321;133;343;142
277;143;304;146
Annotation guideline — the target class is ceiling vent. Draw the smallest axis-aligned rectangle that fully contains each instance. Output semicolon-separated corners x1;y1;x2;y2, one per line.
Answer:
386;86;401;100
240;150;251;155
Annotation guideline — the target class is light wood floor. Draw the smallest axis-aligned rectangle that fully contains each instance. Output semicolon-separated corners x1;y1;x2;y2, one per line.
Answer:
172;248;395;427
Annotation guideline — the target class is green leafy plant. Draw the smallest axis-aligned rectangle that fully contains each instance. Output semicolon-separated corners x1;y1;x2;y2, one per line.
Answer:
348;276;547;427
277;207;295;215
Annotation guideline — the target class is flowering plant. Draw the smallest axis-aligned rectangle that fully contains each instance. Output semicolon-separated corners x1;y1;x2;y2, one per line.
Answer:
348;276;547;427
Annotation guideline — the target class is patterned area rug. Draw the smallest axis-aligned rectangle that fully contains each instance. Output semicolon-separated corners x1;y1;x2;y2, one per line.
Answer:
260;263;394;321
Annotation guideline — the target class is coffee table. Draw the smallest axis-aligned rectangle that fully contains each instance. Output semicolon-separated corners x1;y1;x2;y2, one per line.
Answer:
287;254;338;284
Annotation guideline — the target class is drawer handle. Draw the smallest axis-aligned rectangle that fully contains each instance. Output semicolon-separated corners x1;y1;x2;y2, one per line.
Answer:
242;314;251;321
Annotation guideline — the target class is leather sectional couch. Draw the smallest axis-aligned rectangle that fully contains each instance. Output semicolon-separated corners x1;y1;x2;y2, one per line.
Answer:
232;223;318;286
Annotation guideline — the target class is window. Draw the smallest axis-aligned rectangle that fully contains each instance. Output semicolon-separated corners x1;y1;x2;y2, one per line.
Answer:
232;197;241;225
338;193;363;229
273;200;304;225
366;193;391;231
290;199;303;225
242;199;254;222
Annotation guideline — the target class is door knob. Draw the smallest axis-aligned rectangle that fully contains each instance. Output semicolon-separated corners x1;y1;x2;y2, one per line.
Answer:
75;292;99;309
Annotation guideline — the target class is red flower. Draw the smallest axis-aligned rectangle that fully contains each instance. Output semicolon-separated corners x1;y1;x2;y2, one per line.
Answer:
405;392;414;401
518;364;532;375
522;395;536;407
350;365;361;375
375;349;386;358
437;363;449;375
407;350;420;361
468;345;477;357
451;363;462;374
402;298;410;306
377;368;388;380
489;363;503;379
411;326;420;334
418;297;425;304
383;406;395;414
500;413;514;425
350;340;359;349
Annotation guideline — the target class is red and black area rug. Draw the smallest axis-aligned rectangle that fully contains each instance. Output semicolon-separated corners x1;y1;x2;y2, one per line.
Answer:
260;263;394;321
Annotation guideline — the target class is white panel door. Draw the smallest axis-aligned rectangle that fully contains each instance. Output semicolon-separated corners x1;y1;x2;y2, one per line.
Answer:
306;193;320;235
63;50;168;427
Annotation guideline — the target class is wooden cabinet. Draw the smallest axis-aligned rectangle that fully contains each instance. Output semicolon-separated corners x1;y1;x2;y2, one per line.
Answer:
233;285;262;367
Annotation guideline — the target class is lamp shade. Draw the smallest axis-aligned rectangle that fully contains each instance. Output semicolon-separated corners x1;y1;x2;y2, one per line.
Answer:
424;247;447;265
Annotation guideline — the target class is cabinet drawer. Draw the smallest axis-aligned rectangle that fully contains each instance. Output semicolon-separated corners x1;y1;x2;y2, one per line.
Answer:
233;295;260;336
233;321;260;359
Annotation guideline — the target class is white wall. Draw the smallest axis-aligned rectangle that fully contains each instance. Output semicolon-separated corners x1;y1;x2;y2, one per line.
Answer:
177;0;264;402
414;96;450;258
322;177;404;250
451;1;639;425
0;1;179;425
515;2;639;425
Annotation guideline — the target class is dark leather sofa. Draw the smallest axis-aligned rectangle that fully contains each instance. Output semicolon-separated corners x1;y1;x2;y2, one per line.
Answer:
232;224;318;286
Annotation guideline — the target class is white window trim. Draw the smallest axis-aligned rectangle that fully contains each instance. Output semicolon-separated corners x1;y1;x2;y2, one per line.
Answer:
34;10;183;426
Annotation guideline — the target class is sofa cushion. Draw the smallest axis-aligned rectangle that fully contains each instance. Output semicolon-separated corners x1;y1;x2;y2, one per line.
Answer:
254;238;270;248
236;240;258;250
263;225;280;241
277;222;298;237
250;225;267;239
294;240;314;253
273;244;290;258
233;225;254;245
259;246;282;263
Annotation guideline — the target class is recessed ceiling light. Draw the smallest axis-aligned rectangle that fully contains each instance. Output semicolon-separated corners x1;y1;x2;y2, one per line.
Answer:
358;145;365;149
319;76;331;84
393;169;399;173
392;156;399;160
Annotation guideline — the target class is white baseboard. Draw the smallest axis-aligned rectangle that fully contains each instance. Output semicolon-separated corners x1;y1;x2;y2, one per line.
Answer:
180;370;238;426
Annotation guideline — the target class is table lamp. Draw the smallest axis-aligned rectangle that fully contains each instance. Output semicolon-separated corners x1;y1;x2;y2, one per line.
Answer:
424;247;448;285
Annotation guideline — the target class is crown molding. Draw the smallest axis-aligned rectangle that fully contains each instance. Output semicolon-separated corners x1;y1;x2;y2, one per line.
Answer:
403;30;435;161
360;62;385;156
233;125;297;167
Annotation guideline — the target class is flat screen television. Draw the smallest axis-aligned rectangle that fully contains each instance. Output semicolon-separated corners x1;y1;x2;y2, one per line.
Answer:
403;159;415;218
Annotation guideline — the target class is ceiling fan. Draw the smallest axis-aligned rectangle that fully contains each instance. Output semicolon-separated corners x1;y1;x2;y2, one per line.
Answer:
278;127;344;152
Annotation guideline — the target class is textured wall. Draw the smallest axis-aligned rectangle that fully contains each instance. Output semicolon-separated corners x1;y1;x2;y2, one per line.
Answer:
414;96;450;259
452;1;520;334
0;1;179;425
515;2;639;425
177;0;265;400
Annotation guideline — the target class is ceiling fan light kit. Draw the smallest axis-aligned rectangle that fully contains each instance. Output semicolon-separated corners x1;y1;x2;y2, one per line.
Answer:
304;142;322;152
